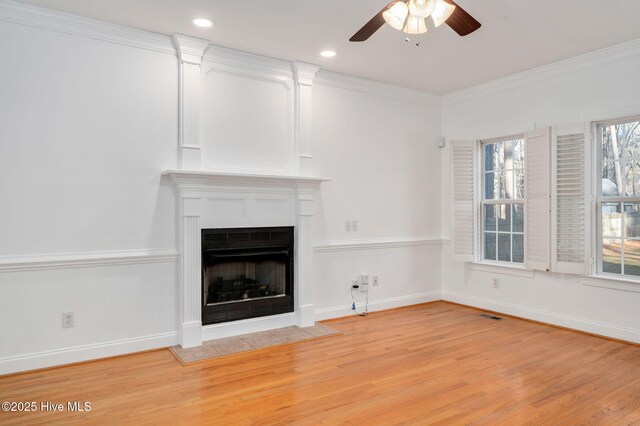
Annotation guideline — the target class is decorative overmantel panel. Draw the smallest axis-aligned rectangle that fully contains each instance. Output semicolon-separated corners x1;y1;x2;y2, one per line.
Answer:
167;38;327;348
200;46;320;176
202;68;294;174
164;170;329;347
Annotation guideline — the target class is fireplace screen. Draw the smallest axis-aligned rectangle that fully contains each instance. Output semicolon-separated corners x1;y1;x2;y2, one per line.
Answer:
204;255;287;305
201;227;294;325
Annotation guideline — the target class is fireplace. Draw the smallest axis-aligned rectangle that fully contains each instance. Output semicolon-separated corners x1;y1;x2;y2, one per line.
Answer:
164;169;326;346
201;227;294;325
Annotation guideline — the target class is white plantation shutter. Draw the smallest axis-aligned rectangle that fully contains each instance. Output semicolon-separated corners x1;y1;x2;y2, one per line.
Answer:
551;123;591;274
525;128;551;271
451;140;477;262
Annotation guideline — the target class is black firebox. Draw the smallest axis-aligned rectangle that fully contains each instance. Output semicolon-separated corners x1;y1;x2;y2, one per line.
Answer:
201;227;294;325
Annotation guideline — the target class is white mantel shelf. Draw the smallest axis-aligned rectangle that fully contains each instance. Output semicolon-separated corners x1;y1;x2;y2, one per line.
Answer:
162;170;330;185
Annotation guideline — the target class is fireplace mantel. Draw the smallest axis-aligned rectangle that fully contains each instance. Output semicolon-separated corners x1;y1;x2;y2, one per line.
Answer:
164;169;328;347
162;170;330;187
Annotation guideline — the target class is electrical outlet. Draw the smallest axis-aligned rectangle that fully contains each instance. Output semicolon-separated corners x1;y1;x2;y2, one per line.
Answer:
62;312;74;328
359;274;369;292
373;276;379;286
351;220;358;231
345;221;352;232
493;278;500;289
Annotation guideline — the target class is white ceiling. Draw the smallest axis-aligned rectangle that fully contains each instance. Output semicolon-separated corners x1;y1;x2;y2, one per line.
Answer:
14;0;640;94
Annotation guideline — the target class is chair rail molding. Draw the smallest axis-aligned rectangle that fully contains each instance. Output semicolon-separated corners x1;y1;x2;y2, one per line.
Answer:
0;249;178;273
313;236;447;253
173;34;210;170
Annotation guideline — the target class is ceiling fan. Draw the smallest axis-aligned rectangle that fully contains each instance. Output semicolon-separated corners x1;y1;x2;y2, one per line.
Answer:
349;0;481;42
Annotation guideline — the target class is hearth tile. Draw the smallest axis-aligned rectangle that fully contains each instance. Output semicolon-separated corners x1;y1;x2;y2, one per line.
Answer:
170;324;341;364
269;326;314;343
170;344;221;363
206;336;254;355
239;331;286;349
301;323;342;337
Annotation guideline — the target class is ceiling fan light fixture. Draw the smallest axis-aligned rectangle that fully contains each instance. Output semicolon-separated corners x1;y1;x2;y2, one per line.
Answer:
382;1;409;31
408;0;436;18
403;15;428;35
431;0;456;27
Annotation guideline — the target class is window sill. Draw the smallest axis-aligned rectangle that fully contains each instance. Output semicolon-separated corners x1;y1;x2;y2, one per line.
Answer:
583;274;640;293
471;262;535;278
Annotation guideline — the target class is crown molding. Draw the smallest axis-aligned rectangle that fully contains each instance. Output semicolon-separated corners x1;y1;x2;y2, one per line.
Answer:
173;34;210;64
202;46;440;106
203;44;295;80
294;61;321;86
443;37;640;107
0;0;436;108
314;69;441;107
0;0;175;55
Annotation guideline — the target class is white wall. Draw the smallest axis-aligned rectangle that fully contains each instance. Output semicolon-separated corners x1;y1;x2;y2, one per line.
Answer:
440;40;640;343
311;79;443;314
0;22;178;255
0;19;180;373
313;80;441;241
314;244;441;320
8;0;639;376
197;47;444;322
0;5;444;373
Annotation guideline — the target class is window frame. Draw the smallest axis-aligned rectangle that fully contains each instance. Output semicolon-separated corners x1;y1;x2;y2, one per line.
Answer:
595;115;640;280
478;134;526;266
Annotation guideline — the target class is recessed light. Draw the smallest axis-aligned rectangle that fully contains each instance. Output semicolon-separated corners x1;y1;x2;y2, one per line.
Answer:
320;50;336;58
193;18;213;28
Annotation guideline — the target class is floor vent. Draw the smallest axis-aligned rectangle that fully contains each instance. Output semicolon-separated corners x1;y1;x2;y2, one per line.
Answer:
479;313;504;321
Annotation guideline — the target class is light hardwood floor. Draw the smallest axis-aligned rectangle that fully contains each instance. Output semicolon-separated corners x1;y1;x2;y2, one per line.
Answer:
1;301;640;425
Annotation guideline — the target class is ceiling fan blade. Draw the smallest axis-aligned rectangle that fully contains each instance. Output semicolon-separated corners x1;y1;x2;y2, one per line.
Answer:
349;2;396;42
445;0;481;36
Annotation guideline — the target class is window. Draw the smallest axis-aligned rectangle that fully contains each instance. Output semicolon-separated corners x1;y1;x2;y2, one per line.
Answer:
598;117;640;277
481;137;525;263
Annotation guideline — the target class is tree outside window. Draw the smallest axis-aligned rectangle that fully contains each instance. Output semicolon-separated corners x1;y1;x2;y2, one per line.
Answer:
600;119;640;276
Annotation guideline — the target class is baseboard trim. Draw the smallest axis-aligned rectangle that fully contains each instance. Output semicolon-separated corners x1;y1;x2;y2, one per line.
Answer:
441;291;640;344
0;331;178;376
314;291;441;321
7;290;637;375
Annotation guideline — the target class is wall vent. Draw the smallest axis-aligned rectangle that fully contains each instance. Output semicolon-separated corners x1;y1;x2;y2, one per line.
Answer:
479;313;504;321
